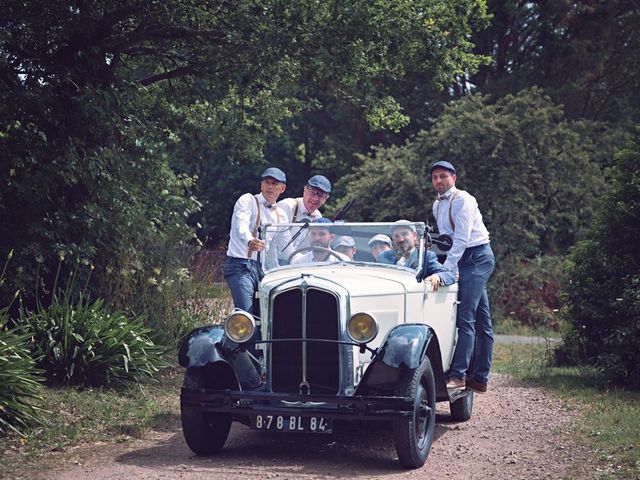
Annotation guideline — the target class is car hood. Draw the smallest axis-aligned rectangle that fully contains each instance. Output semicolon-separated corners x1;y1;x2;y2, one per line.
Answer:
260;263;418;297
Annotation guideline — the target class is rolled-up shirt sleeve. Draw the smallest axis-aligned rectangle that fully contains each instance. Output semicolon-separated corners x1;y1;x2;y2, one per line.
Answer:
235;193;256;246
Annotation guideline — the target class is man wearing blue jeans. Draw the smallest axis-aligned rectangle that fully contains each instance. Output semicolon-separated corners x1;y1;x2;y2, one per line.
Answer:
224;167;287;314
430;160;495;393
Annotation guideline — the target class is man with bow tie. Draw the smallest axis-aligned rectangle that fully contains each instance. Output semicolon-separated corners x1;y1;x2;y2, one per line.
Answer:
377;221;455;290
430;160;495;394
223;167;287;314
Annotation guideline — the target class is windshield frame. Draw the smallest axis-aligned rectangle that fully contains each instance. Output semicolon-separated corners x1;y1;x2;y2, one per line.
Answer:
258;221;427;275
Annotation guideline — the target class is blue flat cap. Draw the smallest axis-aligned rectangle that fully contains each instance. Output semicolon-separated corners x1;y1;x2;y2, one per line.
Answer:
312;217;332;224
261;167;287;183
429;160;456;175
307;175;331;193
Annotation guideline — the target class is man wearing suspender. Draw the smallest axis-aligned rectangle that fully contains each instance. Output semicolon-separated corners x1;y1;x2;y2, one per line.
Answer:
430;160;495;393
277;174;331;223
223;167;287;314
276;175;331;260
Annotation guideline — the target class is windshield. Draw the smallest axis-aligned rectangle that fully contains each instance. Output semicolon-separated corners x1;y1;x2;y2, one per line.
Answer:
259;221;427;274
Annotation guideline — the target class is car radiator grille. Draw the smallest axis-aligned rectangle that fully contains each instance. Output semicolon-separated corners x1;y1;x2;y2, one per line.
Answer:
271;288;340;395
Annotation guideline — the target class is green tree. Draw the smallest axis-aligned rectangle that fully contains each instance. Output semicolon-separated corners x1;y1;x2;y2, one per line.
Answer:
336;88;611;258
470;1;640;124
561;135;640;387
334;89;620;327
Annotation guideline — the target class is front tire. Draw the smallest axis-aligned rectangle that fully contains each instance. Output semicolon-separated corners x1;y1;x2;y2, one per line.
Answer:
392;357;436;468
181;367;232;455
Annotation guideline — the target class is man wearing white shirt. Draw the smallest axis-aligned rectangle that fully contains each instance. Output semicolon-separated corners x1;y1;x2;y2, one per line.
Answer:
276;175;332;261
430;160;495;394
289;218;348;263
223;167;287;314
277;175;332;223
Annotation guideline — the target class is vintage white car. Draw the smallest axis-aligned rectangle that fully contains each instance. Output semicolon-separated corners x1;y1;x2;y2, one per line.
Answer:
178;221;472;468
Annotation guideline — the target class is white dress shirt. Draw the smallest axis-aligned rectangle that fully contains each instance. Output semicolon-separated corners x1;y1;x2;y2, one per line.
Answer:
432;186;490;272
276;197;322;222
290;250;349;264
276;197;322;254
226;192;286;260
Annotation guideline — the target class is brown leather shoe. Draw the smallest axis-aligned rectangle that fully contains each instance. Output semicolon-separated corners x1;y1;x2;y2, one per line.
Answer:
465;377;488;393
446;377;465;390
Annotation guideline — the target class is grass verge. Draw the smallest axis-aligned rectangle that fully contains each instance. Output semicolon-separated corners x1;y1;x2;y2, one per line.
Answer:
0;364;183;479
494;342;640;479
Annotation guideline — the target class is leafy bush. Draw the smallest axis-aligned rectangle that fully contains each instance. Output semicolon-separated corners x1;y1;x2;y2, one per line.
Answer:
18;299;168;387
0;310;45;436
491;255;565;330
560;137;640;388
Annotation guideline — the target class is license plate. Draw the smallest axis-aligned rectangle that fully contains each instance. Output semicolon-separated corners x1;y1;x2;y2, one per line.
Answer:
252;414;332;433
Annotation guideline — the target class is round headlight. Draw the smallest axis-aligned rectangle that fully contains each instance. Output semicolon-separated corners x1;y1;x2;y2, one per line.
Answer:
224;310;256;344
347;312;378;344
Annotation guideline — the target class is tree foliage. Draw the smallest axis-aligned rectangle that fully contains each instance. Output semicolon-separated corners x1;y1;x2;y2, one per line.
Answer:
561;135;640;387
1;0;492;302
336;88;610;259
334;88;622;328
470;1;640;124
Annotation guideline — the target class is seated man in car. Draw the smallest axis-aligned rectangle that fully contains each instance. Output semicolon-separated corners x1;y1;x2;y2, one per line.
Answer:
378;220;420;267
378;220;455;290
290;218;349;264
368;233;392;261
332;236;357;260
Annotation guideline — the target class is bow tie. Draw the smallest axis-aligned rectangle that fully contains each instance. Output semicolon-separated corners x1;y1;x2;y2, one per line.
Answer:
263;202;275;209
395;249;413;261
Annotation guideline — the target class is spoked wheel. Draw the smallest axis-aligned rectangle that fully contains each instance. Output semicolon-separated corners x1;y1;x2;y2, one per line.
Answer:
392;357;436;468
181;368;232;455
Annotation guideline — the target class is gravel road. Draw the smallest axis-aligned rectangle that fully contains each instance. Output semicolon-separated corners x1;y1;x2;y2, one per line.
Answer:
16;371;593;480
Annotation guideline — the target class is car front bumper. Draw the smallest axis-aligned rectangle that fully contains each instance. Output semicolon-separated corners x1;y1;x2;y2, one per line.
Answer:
181;388;416;420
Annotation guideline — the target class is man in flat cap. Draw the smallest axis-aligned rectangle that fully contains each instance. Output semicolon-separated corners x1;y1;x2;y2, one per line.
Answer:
430;160;495;393
277;175;332;223
368;234;392;261
378;220;420;268
332;235;357;260
277;175;332;259
377;220;455;291
223;167;287;314
289;218;348;264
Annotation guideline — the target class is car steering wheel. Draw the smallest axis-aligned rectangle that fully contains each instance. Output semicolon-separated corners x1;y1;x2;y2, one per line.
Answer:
288;246;347;263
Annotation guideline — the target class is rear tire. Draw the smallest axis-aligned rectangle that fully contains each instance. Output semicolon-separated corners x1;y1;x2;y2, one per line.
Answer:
181;368;232;455
392;357;436;468
449;390;474;421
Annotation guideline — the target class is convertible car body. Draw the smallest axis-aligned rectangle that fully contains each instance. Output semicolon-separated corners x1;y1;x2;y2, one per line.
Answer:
179;221;473;468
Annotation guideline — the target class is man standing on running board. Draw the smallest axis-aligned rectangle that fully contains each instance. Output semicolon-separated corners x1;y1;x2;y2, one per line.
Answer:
430;160;495;394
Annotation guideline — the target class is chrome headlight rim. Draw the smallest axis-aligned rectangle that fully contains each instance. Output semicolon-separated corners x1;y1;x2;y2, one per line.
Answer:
346;312;379;344
224;309;256;344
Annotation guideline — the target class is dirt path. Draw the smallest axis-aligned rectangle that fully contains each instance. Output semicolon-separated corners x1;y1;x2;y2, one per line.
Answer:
13;373;593;480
